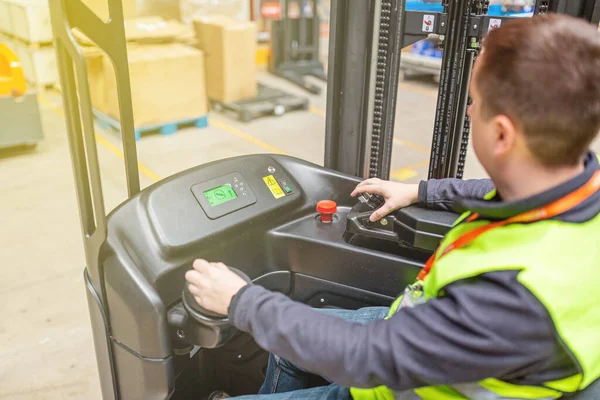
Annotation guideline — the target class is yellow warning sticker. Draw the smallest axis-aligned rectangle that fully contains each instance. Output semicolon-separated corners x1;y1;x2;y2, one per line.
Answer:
263;175;286;199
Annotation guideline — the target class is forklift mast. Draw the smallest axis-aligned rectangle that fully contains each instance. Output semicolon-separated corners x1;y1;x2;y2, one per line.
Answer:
324;0;600;180
49;0;600;284
48;0;600;303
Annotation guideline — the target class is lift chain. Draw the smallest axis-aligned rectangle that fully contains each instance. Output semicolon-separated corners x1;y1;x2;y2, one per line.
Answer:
457;0;550;179
457;97;473;179
369;0;393;177
456;0;488;179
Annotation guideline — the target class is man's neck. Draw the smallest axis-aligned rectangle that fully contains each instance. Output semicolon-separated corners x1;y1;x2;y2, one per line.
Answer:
496;163;585;202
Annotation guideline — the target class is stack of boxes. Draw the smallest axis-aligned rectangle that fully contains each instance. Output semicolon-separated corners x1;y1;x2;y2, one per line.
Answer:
180;0;248;25
0;0;260;133
0;0;137;88
82;17;210;128
84;15;259;129
0;0;57;88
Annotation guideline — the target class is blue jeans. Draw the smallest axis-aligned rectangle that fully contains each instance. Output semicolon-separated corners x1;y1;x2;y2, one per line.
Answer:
231;307;389;400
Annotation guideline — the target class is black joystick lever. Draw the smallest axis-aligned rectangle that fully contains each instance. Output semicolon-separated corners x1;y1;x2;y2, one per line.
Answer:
182;267;252;320
358;192;384;210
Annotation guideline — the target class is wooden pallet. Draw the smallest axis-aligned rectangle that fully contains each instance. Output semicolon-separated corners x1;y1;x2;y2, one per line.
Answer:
210;84;309;123
93;109;209;141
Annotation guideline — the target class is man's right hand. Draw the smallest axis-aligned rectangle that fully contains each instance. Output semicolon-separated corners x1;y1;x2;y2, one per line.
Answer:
351;179;419;222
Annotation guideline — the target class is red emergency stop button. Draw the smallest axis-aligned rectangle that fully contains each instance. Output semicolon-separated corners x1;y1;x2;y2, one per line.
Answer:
317;200;337;223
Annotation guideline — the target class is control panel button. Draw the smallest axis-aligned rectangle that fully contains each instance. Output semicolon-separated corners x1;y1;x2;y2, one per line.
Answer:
278;179;292;195
317;200;337;223
268;166;276;174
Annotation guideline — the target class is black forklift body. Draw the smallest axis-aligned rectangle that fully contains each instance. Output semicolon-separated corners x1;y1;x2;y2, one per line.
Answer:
86;153;449;399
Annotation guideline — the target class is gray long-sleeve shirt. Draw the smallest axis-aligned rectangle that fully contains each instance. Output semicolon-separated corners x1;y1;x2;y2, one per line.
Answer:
418;178;494;212
229;153;600;392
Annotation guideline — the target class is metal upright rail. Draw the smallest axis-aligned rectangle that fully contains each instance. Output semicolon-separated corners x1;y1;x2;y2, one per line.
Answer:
49;0;139;291
48;1;139;398
428;0;476;179
325;0;408;180
324;0;378;178
426;0;600;180
368;0;407;179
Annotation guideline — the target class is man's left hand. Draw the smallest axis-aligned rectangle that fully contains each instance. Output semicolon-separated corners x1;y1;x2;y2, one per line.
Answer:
185;259;249;316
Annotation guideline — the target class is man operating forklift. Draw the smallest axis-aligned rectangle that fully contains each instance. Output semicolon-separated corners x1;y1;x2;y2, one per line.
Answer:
186;14;600;400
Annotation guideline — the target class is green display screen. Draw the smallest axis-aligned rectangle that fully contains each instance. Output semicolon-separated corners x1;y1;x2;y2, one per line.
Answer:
203;184;238;207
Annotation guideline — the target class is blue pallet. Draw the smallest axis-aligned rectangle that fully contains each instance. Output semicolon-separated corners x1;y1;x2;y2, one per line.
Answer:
93;109;209;141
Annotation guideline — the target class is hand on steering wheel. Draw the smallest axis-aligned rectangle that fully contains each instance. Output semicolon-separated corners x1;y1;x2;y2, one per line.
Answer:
185;260;249;317
351;179;419;222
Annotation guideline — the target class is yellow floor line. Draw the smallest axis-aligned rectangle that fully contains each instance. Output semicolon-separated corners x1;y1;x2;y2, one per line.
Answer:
208;117;288;155
94;134;161;182
392;168;419;181
390;160;430;181
308;107;431;156
392;137;431;155
309;107;326;117
38;94;161;183
40;92;288;179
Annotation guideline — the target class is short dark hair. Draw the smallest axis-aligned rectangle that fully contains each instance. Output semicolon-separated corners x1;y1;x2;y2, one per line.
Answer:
476;14;600;166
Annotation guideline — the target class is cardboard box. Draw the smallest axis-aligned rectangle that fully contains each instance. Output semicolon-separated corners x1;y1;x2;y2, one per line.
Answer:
88;44;208;127
193;16;257;103
8;0;53;44
123;18;193;44
137;0;181;21
0;0;14;36
82;46;107;113
74;17;194;46
180;0;247;25
80;0;137;21
3;35;58;86
15;44;57;86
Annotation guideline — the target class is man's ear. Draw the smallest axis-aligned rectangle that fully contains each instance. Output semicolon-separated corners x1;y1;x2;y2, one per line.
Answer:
492;115;518;157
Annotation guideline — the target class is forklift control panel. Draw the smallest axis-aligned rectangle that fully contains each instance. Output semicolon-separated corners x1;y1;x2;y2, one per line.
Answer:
190;169;296;220
191;172;258;219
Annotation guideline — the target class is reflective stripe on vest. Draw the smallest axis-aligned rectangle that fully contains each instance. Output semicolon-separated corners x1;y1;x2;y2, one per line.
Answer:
412;383;558;400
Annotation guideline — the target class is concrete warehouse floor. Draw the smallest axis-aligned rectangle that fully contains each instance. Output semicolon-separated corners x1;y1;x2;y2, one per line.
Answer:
1;72;599;400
